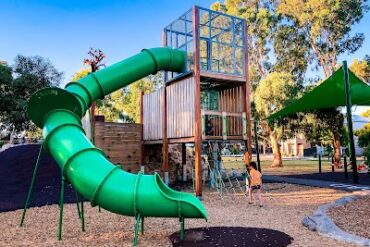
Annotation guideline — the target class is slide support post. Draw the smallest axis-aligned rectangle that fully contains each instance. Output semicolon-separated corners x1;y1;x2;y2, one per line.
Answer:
141;217;144;235
20;142;44;227
58;175;65;240
133;213;141;246
74;190;81;219
180;217;185;241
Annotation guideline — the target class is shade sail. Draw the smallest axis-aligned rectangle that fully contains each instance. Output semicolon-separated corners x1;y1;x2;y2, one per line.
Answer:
268;67;370;120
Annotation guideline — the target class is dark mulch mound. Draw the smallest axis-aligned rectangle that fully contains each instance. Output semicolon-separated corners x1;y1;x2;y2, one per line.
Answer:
169;227;294;247
287;172;370;186
0;144;78;212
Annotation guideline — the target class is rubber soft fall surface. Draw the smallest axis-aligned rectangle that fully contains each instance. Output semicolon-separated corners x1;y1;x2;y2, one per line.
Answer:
27;47;207;219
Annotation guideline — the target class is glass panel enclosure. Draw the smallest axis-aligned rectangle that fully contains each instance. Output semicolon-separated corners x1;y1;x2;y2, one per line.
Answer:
164;7;246;82
164;9;194;81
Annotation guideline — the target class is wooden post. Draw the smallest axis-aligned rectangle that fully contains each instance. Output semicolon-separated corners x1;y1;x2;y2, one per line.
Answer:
162;30;170;179
182;143;187;182
243;19;252;160
193;6;202;197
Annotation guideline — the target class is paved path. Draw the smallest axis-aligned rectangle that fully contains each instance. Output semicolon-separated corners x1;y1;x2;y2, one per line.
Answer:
264;175;370;192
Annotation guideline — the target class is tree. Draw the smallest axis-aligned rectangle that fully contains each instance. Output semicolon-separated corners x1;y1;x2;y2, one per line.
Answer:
211;0;278;86
350;58;370;82
354;123;370;165
121;79;156;123
278;0;368;77
0;55;63;134
361;109;370;119
272;24;310;85
71;67;90;81
278;0;369;165
255;72;297;167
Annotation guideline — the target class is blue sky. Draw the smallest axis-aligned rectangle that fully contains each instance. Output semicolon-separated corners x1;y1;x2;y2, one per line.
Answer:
1;0;369;87
1;0;213;84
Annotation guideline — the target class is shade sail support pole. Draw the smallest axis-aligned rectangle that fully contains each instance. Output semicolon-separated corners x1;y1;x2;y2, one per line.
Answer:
343;61;358;184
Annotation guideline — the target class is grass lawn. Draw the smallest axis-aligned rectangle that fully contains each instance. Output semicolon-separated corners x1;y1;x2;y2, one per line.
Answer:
222;156;334;175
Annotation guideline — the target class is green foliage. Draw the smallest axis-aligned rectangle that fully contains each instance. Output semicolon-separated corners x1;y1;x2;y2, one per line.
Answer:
361;109;370;119
211;0;277;84
121;78;155;123
254;72;296;119
0;55;63;134
71;67;90;81
354;123;370;148
272;24;309;85
355;123;370;164
350;58;370;82
277;0;369;77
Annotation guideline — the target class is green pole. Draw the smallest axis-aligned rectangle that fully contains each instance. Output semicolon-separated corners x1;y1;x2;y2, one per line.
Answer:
20;143;44;227
58;175;65;240
254;120;261;172
81;198;85;232
133;213;141;246
141;217;144;235
74;190;81;219
180;217;185;241
343;61;358;184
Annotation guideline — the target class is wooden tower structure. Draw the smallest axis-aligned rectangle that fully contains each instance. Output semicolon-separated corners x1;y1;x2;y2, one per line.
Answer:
141;6;251;196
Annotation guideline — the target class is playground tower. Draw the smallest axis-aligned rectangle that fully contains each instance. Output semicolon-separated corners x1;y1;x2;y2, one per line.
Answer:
141;6;251;196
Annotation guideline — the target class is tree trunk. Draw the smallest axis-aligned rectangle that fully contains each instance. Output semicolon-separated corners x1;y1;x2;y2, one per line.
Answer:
333;132;341;168
270;130;283;167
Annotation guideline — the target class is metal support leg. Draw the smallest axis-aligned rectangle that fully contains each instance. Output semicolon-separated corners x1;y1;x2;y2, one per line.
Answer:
180;217;185;241
74;190;85;232
141;217;144;235
74;190;81;219
58;175;66;240
133;213;141;246
81;197;85;232
20;143;44;227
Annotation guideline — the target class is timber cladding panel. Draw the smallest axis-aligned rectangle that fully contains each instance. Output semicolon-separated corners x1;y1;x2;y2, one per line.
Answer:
143;88;163;140
94;122;142;172
166;76;195;138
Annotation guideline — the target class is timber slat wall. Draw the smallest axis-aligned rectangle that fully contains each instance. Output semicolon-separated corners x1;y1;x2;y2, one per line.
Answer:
167;76;195;138
95;122;142;172
219;85;245;112
219;86;244;136
143;88;163;140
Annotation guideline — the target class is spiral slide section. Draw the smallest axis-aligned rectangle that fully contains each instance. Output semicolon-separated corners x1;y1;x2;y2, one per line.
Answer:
27;47;207;219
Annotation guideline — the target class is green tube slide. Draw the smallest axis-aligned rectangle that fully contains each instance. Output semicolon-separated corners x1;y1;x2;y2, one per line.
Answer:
27;47;207;219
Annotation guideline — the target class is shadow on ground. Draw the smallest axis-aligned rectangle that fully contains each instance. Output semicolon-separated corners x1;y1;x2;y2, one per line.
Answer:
0;144;77;212
169;226;294;247
286;172;370;186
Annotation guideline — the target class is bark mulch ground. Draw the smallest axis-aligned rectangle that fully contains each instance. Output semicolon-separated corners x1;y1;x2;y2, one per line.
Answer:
0;183;359;247
327;195;370;239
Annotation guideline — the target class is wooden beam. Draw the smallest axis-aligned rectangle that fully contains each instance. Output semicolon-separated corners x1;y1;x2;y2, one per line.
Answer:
201;110;243;117
169;137;195;144
193;6;202;197
144;140;163;145
162;30;169;173
243;19;252;161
